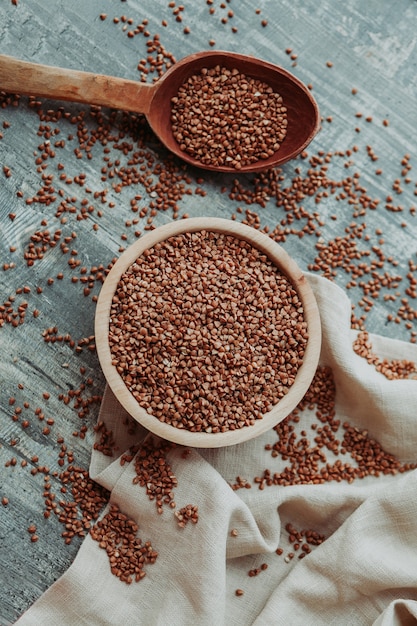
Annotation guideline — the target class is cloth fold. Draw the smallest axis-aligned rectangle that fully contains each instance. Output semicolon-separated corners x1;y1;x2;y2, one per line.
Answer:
15;274;417;626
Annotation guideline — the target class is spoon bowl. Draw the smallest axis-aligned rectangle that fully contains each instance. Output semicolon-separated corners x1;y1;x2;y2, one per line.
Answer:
0;51;320;173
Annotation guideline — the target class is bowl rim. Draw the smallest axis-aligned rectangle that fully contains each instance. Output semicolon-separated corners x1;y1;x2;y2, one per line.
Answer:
95;217;321;448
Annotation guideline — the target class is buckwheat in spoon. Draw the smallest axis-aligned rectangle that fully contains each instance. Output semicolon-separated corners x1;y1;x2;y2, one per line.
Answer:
0;50;319;172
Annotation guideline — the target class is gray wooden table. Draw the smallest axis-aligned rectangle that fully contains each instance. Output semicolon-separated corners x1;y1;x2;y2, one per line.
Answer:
1;0;416;623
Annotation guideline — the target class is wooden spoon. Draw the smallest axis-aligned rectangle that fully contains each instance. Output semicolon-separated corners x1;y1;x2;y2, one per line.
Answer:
0;51;320;173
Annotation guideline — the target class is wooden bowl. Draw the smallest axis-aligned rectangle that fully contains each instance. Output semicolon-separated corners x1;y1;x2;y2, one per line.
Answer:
95;218;321;447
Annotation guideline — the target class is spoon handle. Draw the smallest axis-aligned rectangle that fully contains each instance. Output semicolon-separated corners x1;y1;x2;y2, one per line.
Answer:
0;54;154;114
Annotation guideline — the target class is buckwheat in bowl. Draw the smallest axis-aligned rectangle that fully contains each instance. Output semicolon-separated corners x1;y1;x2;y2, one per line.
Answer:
95;218;321;447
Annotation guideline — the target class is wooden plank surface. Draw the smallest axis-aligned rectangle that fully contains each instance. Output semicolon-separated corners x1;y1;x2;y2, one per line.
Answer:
1;0;416;623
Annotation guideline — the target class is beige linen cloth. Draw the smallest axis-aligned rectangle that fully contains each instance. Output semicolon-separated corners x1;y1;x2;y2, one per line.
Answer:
16;275;417;626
